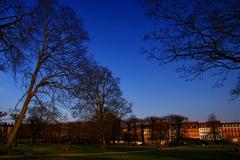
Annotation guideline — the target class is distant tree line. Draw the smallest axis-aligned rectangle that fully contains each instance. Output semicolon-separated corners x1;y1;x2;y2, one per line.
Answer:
0;114;187;146
1;112;232;147
1;119;121;146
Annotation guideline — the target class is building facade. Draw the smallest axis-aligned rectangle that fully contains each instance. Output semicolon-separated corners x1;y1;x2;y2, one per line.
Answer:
220;123;240;143
184;121;199;139
1;120;240;145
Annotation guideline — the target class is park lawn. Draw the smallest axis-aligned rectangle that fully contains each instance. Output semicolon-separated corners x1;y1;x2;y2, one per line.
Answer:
0;145;240;160
33;146;240;160
0;144;151;155
31;144;150;154
0;144;102;155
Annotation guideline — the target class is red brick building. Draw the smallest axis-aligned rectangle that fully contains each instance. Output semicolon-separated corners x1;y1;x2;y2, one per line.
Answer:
221;123;240;143
184;121;199;139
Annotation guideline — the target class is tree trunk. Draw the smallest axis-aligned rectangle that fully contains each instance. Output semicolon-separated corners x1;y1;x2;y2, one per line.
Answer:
6;58;42;151
6;94;33;150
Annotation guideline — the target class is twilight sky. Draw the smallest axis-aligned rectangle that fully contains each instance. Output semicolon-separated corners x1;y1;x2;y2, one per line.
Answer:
0;0;239;122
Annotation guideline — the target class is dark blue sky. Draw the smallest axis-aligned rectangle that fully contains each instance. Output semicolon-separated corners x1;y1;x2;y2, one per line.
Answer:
0;0;239;122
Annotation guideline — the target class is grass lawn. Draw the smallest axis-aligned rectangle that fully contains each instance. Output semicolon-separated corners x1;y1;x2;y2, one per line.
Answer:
0;144;240;160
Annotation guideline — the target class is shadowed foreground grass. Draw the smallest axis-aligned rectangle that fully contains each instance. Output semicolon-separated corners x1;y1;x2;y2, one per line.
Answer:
0;144;150;155
0;144;240;160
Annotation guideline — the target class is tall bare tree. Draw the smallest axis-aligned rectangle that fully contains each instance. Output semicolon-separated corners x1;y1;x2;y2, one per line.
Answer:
72;65;132;148
142;0;240;98
6;0;91;149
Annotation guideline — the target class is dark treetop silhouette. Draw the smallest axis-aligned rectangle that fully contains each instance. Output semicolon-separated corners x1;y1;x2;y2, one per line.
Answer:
71;64;132;148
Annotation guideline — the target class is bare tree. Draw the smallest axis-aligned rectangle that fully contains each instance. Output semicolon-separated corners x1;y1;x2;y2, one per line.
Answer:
154;120;170;145
147;117;170;145
207;113;220;141
27;100;61;144
144;116;157;144
139;119;145;145
72;65;132;148
102;110;122;145
163;114;187;146
6;0;91;149
0;0;34;72
127;115;139;145
142;0;240;98
122;119;131;145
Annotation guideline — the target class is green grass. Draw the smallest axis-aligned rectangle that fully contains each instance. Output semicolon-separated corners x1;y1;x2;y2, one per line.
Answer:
0;144;151;155
0;144;240;160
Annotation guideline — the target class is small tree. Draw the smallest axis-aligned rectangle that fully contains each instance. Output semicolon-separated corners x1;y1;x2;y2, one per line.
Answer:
207;113;220;141
154;118;170;145
140;119;145;145
27;100;61;144
127;116;139;145
164;114;187;145
144;116;157;144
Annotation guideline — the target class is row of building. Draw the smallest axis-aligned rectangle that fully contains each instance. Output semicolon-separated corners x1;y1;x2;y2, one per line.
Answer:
1;118;240;145
121;116;240;145
184;122;240;142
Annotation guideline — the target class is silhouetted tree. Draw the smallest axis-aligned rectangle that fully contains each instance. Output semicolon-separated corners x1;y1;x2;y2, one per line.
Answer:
142;0;240;98
154;119;170;145
27;100;61;144
144;116;169;145
72;65;132;148
122;120;131;145
163;114;187;145
128;116;139;145
145;117;157;144
207;113;221;141
102;110;121;145
7;0;91;149
140;119;145;145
